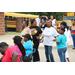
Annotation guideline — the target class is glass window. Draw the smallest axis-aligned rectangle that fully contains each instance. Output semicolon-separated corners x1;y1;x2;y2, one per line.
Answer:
5;16;8;20
24;17;26;21
27;18;29;22
13;17;16;21
9;16;12;20
30;18;32;21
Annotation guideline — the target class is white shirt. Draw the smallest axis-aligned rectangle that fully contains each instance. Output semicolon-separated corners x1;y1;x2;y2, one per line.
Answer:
43;27;58;46
64;28;71;46
36;18;41;27
64;28;71;39
49;19;56;28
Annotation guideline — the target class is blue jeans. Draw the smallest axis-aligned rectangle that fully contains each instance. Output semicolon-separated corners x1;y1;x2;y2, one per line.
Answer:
72;34;75;48
44;45;55;62
58;47;67;62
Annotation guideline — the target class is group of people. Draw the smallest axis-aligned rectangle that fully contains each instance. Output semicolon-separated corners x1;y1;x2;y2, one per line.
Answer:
0;14;75;62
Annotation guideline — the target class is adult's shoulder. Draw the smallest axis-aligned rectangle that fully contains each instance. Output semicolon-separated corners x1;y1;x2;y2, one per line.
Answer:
29;26;32;29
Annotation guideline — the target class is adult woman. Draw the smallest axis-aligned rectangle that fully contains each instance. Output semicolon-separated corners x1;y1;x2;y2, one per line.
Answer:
49;15;57;28
60;21;71;62
30;19;42;62
71;20;75;49
20;21;32;44
11;36;25;59
42;21;58;62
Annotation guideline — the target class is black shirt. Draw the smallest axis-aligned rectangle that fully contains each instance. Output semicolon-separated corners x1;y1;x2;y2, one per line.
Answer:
30;26;42;42
41;24;47;30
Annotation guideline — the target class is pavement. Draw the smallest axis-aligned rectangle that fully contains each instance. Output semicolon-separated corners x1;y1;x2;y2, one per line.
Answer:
0;35;75;62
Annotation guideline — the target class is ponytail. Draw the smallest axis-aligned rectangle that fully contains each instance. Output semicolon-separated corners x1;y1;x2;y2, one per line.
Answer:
16;41;25;56
13;36;25;56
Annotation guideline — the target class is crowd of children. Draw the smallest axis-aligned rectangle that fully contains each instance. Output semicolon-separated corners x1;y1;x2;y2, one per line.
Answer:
0;15;74;62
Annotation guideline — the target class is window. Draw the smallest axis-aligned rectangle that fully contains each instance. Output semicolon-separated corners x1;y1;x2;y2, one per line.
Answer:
9;16;12;20
30;18;32;21
27;18;29;22
5;16;8;20
13;17;16;21
24;17;26;21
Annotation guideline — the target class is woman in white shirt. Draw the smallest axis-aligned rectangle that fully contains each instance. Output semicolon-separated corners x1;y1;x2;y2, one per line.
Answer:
41;21;58;62
49;15;57;28
60;21;71;62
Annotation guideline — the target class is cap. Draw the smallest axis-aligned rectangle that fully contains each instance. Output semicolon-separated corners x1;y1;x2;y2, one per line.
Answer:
0;42;9;47
23;34;32;40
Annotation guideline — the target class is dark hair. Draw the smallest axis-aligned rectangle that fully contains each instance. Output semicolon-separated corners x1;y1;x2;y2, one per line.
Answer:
24;34;33;41
73;20;75;25
0;43;1;47
0;42;9;47
60;21;69;30
13;36;25;56
50;15;54;19
31;19;36;25
25;21;29;26
60;28;65;32
39;14;42;16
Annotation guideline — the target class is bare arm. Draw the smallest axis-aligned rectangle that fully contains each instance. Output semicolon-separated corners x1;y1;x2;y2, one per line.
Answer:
0;56;3;61
56;42;59;44
12;52;18;62
54;19;58;26
36;33;42;40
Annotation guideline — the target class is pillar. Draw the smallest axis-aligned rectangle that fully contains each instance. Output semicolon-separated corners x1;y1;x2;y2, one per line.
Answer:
0;12;5;35
16;17;23;32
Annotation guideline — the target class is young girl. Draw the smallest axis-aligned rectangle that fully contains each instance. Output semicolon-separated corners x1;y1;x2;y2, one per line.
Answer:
60;21;71;62
23;34;33;57
54;28;67;62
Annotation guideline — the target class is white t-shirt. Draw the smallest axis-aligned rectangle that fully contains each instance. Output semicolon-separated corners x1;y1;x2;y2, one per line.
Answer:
36;18;41;27
64;28;71;46
49;19;56;28
43;27;58;46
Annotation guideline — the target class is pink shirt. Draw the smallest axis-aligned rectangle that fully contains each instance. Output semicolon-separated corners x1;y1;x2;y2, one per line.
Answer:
2;47;20;62
10;45;23;59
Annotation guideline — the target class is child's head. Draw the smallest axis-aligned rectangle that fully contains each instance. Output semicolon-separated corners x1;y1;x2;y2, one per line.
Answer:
60;21;69;30
59;28;65;34
23;34;32;42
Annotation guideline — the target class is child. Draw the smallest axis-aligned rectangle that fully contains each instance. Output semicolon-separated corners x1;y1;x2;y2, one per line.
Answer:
23;34;33;57
54;28;67;62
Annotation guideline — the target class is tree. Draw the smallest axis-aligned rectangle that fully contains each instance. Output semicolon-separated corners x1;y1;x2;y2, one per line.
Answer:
15;12;67;21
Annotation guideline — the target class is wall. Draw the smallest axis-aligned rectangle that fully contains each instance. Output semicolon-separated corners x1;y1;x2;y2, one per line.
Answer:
0;12;5;35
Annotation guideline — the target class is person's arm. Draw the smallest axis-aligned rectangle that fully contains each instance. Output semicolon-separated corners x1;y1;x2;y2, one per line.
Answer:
54;19;58;26
36;33;42;40
0;56;3;61
56;42;59;44
12;52;18;62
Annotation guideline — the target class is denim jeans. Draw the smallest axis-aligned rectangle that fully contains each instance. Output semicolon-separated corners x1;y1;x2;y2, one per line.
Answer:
58;47;67;62
44;45;55;62
72;34;75;48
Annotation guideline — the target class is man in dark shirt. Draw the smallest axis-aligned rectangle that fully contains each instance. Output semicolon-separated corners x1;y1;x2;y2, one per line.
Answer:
41;20;47;31
30;19;42;62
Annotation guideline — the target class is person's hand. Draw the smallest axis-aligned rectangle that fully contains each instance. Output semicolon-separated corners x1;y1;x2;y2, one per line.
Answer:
36;36;40;40
53;38;57;41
